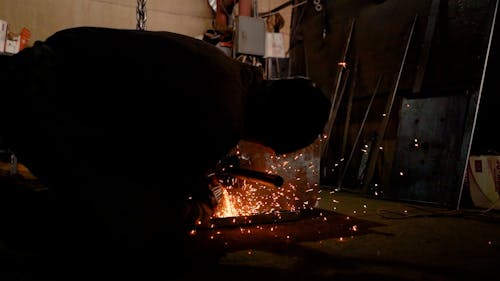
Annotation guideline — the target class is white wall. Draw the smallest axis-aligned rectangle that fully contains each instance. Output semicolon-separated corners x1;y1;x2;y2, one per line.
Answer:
0;0;214;43
0;0;292;52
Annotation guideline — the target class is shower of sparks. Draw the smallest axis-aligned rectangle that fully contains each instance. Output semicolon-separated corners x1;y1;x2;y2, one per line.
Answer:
212;141;323;218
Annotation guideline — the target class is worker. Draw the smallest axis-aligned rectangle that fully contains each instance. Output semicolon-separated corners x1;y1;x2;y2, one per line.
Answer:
0;26;330;278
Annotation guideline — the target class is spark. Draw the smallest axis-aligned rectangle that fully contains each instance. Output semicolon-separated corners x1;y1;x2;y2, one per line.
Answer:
207;143;324;229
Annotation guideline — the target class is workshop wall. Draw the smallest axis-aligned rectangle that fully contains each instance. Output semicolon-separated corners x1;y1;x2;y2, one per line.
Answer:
0;0;214;43
288;0;497;207
0;0;293;48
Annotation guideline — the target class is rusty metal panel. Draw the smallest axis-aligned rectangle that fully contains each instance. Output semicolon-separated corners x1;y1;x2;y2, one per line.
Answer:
387;95;467;207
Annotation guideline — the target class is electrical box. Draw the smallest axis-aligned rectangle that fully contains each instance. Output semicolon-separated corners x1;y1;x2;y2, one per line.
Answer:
235;16;266;56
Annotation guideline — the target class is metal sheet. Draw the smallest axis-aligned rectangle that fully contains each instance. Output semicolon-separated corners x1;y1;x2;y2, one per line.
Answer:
388;95;467;206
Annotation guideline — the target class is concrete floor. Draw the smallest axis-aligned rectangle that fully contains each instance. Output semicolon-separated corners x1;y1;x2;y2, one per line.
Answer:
183;190;500;281
1;160;500;281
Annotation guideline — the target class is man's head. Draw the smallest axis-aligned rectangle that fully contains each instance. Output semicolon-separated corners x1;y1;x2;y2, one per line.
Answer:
243;76;330;155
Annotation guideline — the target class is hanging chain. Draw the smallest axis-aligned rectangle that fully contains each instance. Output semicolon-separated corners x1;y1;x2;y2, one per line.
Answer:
136;0;147;30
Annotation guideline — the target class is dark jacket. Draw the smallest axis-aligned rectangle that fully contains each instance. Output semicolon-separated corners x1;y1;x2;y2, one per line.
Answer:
0;26;330;275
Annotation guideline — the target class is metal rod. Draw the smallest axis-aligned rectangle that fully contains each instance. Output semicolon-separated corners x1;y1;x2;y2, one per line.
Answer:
456;0;498;210
321;18;356;159
330;18;355;108
341;61;359;160
361;14;418;194
338;75;383;190
321;68;351;160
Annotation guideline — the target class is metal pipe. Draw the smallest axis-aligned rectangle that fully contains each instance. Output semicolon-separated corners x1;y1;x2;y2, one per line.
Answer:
321;18;356;160
361;14;418;194
337;75;382;190
456;0;498;210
